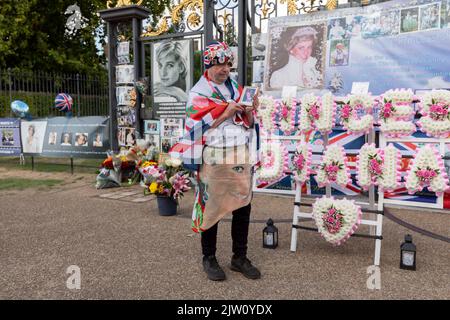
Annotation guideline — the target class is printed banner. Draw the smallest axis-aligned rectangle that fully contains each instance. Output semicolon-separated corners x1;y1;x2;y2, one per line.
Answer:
41;116;110;158
0;118;22;156
264;0;450;95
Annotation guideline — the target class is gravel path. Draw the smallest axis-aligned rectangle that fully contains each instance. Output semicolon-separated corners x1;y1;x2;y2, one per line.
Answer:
0;168;449;300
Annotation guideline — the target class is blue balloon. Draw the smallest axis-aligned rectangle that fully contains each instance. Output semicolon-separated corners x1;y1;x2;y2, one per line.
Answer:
11;100;29;118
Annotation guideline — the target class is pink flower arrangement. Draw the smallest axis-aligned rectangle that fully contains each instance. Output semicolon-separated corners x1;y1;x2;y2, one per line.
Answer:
293;152;305;171
308;103;321;121
322;161;343;182
322;206;344;234
379;100;395;120
415;167;439;187
368;154;383;180
341;104;352;121
171;172;191;199
429;103;449;121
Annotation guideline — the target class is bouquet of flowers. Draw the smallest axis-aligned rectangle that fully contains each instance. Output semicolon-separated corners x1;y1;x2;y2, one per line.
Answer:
142;157;191;200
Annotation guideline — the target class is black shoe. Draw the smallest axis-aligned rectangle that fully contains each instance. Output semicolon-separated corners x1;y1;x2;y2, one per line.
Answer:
203;255;226;281
230;255;261;280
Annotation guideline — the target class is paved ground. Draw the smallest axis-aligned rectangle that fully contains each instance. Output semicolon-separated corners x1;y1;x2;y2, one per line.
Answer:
0;168;449;300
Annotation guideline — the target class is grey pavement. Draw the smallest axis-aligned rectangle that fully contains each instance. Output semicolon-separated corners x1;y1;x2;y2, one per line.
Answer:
0;173;449;300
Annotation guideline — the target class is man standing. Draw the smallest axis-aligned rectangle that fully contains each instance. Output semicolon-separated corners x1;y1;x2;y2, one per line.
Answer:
170;41;261;281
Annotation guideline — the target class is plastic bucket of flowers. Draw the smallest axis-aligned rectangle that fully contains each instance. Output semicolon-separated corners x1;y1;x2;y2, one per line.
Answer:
140;157;191;216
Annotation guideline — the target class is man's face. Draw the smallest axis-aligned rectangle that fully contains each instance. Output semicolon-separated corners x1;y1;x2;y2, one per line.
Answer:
158;54;181;86
291;39;314;62
207;62;231;84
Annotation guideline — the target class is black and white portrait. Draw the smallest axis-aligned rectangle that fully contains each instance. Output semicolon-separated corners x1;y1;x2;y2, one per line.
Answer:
252;60;265;83
252;33;268;58
116;65;134;84
265;23;326;91
152;39;192;104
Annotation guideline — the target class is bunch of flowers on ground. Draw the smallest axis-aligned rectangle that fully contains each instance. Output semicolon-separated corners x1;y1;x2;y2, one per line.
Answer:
141;157;190;200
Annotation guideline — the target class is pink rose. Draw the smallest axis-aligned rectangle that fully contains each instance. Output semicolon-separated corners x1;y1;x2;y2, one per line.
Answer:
281;106;289;119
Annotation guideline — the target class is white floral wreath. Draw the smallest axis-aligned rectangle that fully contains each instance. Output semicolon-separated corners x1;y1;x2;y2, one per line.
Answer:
316;144;350;187
312;196;362;246
300;93;336;134
339;94;374;135
272;98;300;135
378;89;417;138
257;95;276;133
257;141;289;184
292;142;312;184
356;143;401;192
417;90;450;138
405;145;450;196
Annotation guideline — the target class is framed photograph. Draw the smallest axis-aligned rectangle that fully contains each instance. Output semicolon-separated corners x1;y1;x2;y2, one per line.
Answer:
265;23;327;91
419;3;441;31
329;40;350;67
400;7;419;33
144;134;160;151
144;120;160;134
151;39;193;104
161;118;184;138
117;41;129;57
116;65;134;84
252;60;265;83
161;137;179;154
117;127;127;147
116;86;134;106
239;86;259;107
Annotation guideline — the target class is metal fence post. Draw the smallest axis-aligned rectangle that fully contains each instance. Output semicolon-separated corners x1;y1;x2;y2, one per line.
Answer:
76;73;81;117
8;68;12;117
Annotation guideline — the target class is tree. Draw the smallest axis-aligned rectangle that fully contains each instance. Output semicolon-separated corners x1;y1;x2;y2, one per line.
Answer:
0;0;170;75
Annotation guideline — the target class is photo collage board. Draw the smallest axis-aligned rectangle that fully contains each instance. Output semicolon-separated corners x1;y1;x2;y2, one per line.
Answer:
251;0;450;96
143;118;184;154
116;41;137;148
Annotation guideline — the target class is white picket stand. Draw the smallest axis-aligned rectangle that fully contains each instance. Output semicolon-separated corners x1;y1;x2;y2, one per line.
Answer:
289;178;384;266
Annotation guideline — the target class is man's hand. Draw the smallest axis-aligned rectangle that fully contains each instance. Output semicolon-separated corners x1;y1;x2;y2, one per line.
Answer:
243;92;260;113
222;101;246;119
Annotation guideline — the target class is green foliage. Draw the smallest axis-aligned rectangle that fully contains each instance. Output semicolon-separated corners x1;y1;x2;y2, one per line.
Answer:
0;0;170;76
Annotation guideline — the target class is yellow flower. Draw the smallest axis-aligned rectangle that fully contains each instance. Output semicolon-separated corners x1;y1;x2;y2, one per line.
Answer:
149;182;158;193
158;185;165;193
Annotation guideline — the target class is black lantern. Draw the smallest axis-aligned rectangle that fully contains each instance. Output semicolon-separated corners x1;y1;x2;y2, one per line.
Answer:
400;234;416;270
263;218;278;249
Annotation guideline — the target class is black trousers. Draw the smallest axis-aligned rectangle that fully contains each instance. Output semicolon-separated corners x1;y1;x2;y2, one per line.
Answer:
201;203;251;257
